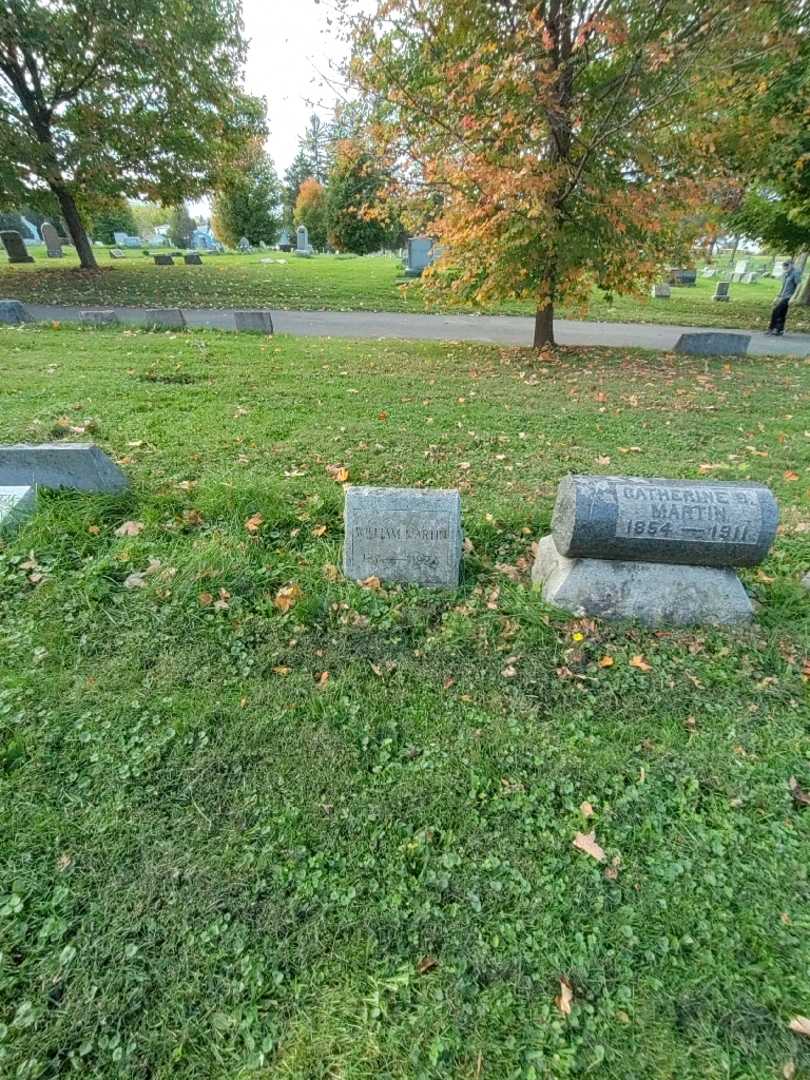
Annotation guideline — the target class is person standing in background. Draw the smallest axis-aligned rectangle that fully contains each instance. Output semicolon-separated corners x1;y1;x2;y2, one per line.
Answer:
767;260;803;335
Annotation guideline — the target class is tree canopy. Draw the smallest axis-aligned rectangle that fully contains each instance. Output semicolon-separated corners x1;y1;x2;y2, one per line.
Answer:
346;0;797;344
326;138;402;254
294;178;328;250
0;0;265;268
212;141;282;246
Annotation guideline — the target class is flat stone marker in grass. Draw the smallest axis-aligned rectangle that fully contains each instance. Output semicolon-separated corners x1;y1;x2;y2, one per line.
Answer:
0;299;31;325
184;253;203;265
234;310;274;334
143;308;186;330
344;486;463;587
153;255;174;266
651;283;670;299
0;486;37;535
0;444;128;492
80;310;119;326
674;331;750;358
534;474;779;625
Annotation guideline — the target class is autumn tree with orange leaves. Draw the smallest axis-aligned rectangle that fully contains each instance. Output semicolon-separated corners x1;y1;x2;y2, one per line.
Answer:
346;0;786;346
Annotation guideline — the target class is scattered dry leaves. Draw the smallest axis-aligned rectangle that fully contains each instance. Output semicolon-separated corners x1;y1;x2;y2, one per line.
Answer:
788;1017;810;1038
598;655;614;668
417;955;438;975
629;654;652;672
556;978;574;1016
244;512;264;534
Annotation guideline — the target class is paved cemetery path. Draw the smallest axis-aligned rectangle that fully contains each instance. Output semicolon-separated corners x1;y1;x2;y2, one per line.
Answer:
23;303;810;357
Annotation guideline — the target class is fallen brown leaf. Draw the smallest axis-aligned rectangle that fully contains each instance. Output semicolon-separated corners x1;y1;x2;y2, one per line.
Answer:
274;584;302;612
573;831;606;862
598;655;614;668
629;654;652;672
115;520;144;537
417;955;438;975
359;575;381;590
556;978;573;1016
245;512;264;534
315;670;330;688
322;563;340;582
788;1016;810;1037
198;591;214;606
580;801;595;818
788;777;810;807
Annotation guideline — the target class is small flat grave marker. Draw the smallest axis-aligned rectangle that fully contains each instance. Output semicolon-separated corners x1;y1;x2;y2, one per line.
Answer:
0;485;37;535
153;254;174;266
0;299;31;325
0;443;127;492
713;281;730;301
143;308;186;330
234;310;273;334
651;283;670;299
81;310;119;326
674;331;750;358
344;486;463;587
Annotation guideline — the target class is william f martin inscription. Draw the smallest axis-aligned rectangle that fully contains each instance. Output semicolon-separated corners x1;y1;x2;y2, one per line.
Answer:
344;487;463;587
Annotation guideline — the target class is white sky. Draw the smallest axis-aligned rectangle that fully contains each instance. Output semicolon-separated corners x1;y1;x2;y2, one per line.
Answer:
243;0;351;173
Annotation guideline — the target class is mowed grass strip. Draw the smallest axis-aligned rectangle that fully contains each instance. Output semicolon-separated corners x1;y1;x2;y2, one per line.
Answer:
3;248;809;332
0;325;809;1079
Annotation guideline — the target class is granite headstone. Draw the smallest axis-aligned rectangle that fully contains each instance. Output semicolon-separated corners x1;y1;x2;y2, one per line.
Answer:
0;300;31;325
674;332;750;358
143;308;186;329
41;222;63;258
0;444;128;492
1;230;34;264
713;281;730;301
344;486;463;587
0;486;37;535
234;310;274;334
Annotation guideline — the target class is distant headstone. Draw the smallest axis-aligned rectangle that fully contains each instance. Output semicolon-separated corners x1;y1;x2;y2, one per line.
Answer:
801;571;810;592
0;299;31;325
733;259;749;276
1;230;34;264
674;331;750;358
113;230;141;249
237;237;251;253
713;281;731;302
668;268;697;286
404;236;435;277
295;225;311;257
0;444;128;492
143;308;185;330
40;222;63;258
702;267;717;278
533;474;779;626
109;248;126;259
80;310;119;326
153;254;174;266
651;283;671;299
344;486;463;587
234;310;273;334
0;486;37;536
740;271;760;284
184;252;203;265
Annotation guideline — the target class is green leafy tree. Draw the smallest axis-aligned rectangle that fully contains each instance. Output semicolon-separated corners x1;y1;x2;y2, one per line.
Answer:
91;199;138;245
347;0;791;346
168;204;195;248
212;143;281;246
0;0;265;269
300;113;332;184
294;178;327;249
726;192;810;258
326;139;401;253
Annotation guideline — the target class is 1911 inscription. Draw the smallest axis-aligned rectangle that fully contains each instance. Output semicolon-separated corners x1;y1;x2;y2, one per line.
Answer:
614;482;761;544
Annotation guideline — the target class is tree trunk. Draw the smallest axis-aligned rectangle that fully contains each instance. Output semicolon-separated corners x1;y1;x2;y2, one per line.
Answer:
797;273;810;306
533;303;555;347
52;184;98;270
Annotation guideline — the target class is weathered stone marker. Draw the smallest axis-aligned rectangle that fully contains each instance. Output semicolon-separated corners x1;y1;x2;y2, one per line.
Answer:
551;475;778;567
0;299;31;325
651;283;670;299
41;222;63;258
234;310;273;334
143;308;186;330
674;331;750;358
0;230;34;264
344;486;463;587
0;444;128;492
80;310;119;326
184;252;203;265
153;254;174;266
534;474;779;626
713;281;730;302
0;486;37;535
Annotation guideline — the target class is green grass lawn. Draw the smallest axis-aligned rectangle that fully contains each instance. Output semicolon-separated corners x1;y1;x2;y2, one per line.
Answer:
3;247;809;332
1;324;809;1079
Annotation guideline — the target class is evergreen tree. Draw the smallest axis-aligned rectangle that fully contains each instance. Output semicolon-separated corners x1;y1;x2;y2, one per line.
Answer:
212;143;282;246
326;139;401;254
294;178;327;249
282;148;313;230
168;204;196;248
300;113;332;184
91;200;138;245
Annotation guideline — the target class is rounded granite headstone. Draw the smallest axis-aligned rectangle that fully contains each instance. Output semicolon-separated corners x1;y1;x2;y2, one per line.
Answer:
551;475;778;568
